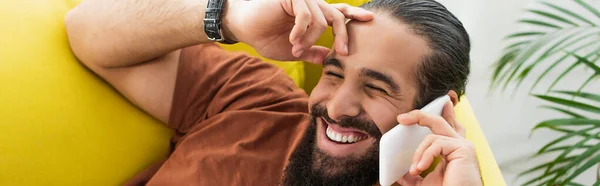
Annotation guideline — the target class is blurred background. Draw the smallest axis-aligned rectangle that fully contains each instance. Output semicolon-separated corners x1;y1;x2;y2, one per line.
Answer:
438;0;600;185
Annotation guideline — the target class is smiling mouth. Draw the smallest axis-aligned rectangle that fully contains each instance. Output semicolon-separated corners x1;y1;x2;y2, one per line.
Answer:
322;118;371;144
326;126;369;144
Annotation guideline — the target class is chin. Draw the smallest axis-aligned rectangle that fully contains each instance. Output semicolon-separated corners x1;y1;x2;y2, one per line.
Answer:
281;114;380;186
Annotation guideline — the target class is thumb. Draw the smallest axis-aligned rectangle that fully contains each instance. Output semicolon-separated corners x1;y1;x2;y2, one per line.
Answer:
297;45;330;64
397;172;423;186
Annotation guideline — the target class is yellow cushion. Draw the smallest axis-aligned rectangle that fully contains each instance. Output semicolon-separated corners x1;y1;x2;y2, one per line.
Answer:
0;0;172;185
0;0;504;185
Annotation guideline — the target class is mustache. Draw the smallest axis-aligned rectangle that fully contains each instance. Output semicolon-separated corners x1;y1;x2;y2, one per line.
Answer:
310;104;383;140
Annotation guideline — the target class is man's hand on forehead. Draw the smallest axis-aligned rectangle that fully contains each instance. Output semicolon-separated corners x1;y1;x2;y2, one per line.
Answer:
226;0;373;64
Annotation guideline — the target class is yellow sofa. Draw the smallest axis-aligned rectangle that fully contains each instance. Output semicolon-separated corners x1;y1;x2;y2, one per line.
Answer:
0;0;505;185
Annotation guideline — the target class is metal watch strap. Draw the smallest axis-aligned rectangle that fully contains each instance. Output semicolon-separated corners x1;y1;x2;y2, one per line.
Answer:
204;0;237;44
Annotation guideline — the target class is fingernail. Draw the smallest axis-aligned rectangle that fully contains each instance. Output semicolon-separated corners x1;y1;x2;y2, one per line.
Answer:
296;49;304;57
344;44;348;54
409;163;415;172
397;113;407;119
417;161;425;169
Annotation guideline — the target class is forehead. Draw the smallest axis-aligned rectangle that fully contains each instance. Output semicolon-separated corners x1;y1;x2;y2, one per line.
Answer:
333;13;430;86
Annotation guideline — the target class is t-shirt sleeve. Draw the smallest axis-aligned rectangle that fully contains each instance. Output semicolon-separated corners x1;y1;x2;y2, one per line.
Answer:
167;44;308;134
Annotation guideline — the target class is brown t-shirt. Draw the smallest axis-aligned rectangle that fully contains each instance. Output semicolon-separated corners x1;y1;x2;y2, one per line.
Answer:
127;44;310;185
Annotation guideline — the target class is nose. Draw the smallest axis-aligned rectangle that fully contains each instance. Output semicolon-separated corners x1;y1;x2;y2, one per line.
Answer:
326;84;361;120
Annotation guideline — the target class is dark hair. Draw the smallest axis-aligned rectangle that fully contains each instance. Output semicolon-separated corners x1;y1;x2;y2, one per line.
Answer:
362;0;471;109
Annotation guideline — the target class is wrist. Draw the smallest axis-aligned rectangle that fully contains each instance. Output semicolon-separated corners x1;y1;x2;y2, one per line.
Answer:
221;0;239;42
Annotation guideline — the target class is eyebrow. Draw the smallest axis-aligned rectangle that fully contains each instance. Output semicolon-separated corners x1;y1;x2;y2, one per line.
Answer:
323;57;344;69
323;57;401;94
360;68;401;94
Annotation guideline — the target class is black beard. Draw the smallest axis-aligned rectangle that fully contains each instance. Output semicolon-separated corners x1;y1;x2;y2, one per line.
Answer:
281;104;381;186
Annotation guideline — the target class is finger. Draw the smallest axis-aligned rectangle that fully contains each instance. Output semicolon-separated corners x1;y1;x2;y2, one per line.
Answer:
293;0;328;57
441;100;466;138
414;138;459;175
320;3;348;55
411;134;435;171
430;158;448;176
397;110;460;138
330;3;374;21
421;158;446;184
410;135;450;175
289;0;312;45
397;172;423;186
297;45;330;64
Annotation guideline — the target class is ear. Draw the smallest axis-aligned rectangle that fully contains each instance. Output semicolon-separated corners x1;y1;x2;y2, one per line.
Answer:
447;90;459;106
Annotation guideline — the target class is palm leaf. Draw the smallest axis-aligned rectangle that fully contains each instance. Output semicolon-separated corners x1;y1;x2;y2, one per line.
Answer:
494;27;599;91
541;1;596;26
573;74;599;100
575;0;600;19
519;29;588;73
519;19;562;29
502;28;600;92
560;146;600;184
527;9;579;27
544;145;595;153
499;30;570;91
519;156;578;177
594;179;600;186
522;162;576;186
530;33;600;92
539;105;586;118
514;29;590;90
567;182;586;186
504;1;600;185
492;48;521;87
533;118;600;129
504;40;531;51
534;95;600;114
535;127;595;155
545;130;600;184
546;126;600;140
522;167;560;186
553;90;600;103
506;31;546;39
568;52;600;74
547;52;600;92
523;169;588;186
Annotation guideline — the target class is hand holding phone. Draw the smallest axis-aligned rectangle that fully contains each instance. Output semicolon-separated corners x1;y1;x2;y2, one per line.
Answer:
379;95;482;186
379;95;450;186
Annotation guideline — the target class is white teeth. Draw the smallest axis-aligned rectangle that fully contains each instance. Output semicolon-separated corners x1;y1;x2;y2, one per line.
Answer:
326;128;334;139
335;133;342;142
348;135;355;143
326;126;367;143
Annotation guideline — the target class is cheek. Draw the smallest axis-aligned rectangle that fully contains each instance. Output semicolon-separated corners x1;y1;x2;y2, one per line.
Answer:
364;100;402;134
308;80;332;107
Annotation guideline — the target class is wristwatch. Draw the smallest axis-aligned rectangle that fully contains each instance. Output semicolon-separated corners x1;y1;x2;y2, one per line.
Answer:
204;0;238;44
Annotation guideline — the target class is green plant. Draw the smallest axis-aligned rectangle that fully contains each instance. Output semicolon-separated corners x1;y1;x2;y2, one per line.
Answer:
491;0;600;185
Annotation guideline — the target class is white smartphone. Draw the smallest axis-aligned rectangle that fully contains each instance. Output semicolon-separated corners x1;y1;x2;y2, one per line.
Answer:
379;95;450;186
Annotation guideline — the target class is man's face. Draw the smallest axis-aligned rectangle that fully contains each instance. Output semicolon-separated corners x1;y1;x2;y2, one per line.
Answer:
282;14;431;185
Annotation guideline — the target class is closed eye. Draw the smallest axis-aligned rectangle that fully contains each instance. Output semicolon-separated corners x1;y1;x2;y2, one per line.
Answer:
325;71;344;79
366;84;388;94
